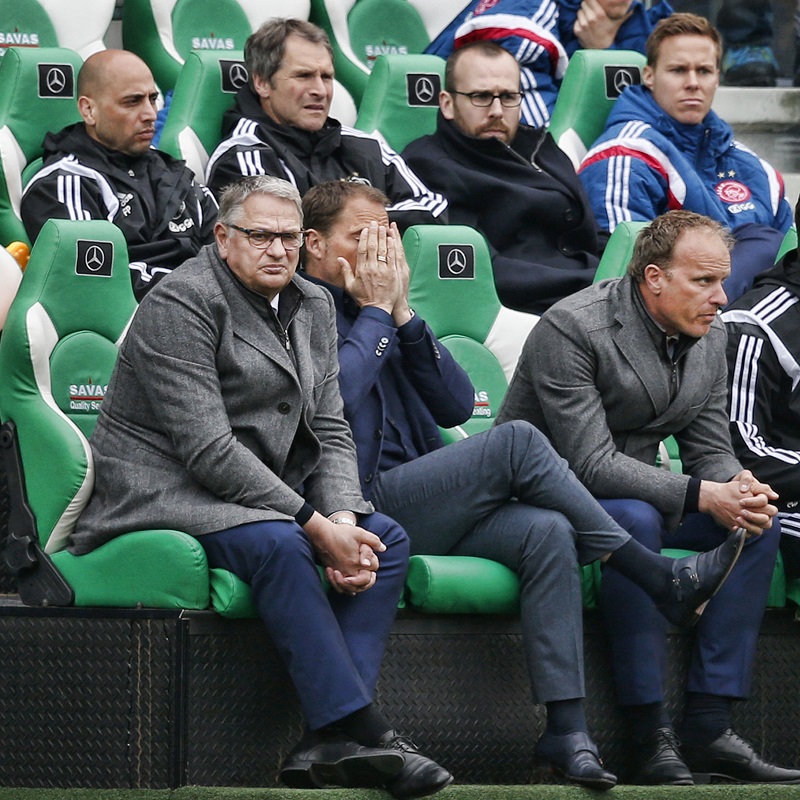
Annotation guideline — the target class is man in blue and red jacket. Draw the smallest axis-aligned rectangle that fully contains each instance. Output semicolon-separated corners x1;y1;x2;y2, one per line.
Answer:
578;12;791;301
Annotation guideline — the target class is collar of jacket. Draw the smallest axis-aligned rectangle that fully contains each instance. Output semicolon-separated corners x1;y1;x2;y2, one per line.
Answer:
301;271;360;319
628;274;700;362
226;85;343;160
434;110;548;165
608;84;733;158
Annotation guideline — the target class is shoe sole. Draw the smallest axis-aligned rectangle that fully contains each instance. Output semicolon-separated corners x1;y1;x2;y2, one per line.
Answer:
280;765;324;789
691;770;800;785
554;766;616;791
310;751;405;788
688;528;747;628
389;771;455;799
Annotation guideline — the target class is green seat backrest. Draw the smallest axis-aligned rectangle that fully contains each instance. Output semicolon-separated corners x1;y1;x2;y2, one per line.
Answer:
404;224;539;439
0;0;114;59
0;218;228;612
122;0;312;93
158;50;246;180
0;46;83;246
593;220;648;282
776;226;798;263
548;49;646;170
0;219;136;552
309;0;461;104
354;54;444;153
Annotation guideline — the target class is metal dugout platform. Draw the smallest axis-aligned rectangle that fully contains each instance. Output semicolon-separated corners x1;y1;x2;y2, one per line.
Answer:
0;597;798;789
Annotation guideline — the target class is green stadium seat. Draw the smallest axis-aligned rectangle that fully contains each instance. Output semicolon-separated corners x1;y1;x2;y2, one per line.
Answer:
0;219;257;617
0;46;83;247
0;0;114;59
309;0;462;104
404;223;537;394
593;220;648;282
157;50;247;181
354;53;444;153
548;49;646;170
401;223;602;614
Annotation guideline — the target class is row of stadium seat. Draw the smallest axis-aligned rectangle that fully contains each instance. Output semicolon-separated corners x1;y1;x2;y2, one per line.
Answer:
0;215;797;618
0;0;465;105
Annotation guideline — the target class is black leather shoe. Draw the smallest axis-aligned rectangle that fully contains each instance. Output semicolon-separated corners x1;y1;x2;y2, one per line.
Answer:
656;528;746;628
631;727;693;785
280;731;403;788
683;729;800;783
535;730;617;790
376;730;454;799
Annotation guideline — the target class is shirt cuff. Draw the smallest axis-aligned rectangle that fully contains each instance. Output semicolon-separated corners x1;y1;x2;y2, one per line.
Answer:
683;478;701;514
294;502;315;526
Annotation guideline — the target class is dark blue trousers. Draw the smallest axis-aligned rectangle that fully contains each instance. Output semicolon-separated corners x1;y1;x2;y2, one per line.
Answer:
200;514;409;730
599;499;780;706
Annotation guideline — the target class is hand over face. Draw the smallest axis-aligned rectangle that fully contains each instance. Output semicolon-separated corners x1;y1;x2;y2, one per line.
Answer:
338;221;399;313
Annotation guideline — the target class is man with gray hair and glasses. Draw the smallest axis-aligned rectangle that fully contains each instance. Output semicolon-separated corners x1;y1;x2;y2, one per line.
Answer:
403;40;603;316
205;17;446;231
72;175;453;799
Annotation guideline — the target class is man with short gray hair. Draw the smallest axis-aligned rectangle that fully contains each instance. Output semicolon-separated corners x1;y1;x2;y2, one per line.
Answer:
205;18;447;229
73;175;452;799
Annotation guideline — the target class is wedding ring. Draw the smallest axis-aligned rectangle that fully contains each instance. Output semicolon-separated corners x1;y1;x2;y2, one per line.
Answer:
377;255;387;262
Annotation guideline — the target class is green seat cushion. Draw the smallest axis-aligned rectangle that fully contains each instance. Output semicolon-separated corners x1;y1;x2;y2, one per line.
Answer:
51;529;210;609
209;567;258;618
405;555;598;615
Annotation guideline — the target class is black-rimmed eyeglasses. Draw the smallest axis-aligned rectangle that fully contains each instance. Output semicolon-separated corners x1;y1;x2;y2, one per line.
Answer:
227;224;306;251
449;90;523;108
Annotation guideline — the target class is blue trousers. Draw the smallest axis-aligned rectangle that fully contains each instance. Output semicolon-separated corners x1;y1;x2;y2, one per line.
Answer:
599;499;780;706
372;421;632;703
200;514;409;730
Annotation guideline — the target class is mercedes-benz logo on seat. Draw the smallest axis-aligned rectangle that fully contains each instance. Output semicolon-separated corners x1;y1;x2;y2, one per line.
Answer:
222;60;249;93
603;64;641;99
76;240;114;277
219;58;249;94
407;73;440;107
438;244;475;279
38;63;74;98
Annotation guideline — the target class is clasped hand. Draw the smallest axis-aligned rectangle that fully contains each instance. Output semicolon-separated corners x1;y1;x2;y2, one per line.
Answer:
303;512;384;596
699;470;779;536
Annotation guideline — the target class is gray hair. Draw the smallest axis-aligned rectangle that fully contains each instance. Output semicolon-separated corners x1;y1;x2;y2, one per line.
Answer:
627;210;733;282
245;18;332;83
217;176;303;226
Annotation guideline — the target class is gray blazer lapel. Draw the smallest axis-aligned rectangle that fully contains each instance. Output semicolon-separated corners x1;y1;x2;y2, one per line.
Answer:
612;302;663;413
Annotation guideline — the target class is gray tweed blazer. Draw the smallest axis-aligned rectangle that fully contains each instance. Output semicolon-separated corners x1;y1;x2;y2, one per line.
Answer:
497;275;741;531
71;244;371;554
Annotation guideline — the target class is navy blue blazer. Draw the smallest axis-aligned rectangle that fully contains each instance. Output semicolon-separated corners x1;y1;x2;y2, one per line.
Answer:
306;276;474;498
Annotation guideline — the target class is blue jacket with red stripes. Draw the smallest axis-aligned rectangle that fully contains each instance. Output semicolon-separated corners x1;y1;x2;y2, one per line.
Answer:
577;84;792;235
426;0;670;127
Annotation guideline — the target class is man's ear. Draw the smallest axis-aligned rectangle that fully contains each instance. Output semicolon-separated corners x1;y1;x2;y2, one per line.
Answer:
439;90;455;120
303;228;325;269
642;64;654;90
642;262;664;295
78;96;96;127
252;73;271;100
214;221;230;259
